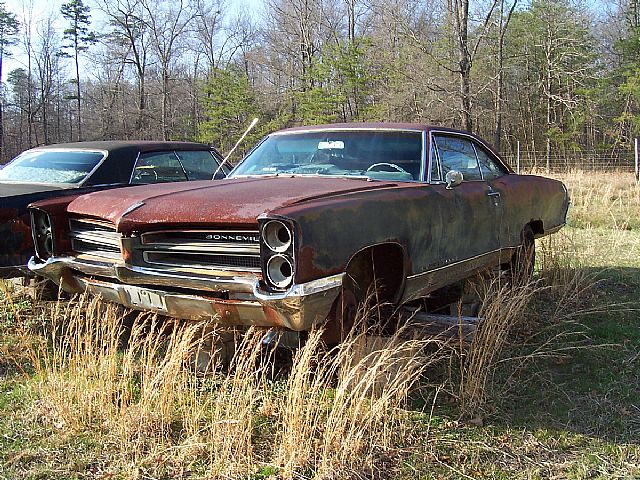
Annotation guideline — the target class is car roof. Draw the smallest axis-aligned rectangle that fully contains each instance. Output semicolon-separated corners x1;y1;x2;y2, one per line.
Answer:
273;123;469;135
31;140;216;154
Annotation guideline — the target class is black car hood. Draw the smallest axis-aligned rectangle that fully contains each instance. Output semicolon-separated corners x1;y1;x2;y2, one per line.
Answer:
0;182;70;199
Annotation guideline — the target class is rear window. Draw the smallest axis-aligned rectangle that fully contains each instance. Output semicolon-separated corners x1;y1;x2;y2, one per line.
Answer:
0;149;105;184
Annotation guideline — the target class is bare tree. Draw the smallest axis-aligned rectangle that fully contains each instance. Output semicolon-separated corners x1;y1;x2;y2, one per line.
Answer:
140;0;197;140
97;0;150;136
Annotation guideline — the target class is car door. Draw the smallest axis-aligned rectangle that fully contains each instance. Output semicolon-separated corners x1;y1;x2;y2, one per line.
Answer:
428;133;503;268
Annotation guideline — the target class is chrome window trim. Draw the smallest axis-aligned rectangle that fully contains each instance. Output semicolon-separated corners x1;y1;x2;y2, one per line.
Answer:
429;129;512;175
269;127;425;135
429;131;486;183
128;150;142;184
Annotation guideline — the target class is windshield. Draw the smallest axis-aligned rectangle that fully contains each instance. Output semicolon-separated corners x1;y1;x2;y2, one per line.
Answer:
231;130;423;181
0;149;105;184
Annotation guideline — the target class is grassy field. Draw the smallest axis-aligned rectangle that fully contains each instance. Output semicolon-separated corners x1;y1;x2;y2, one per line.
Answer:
0;171;639;479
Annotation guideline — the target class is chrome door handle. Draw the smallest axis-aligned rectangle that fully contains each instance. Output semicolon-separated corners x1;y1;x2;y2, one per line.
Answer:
487;191;501;197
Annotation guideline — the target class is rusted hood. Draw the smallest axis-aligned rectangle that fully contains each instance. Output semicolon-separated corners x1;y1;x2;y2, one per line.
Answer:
66;176;398;233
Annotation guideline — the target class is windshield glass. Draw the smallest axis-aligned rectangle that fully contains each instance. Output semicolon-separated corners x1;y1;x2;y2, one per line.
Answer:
0;149;105;184
231;130;423;181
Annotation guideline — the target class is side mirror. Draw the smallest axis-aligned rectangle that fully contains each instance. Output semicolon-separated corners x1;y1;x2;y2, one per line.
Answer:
445;170;463;189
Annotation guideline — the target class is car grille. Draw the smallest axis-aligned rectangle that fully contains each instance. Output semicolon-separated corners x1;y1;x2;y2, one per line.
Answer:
69;217;121;260
140;230;262;272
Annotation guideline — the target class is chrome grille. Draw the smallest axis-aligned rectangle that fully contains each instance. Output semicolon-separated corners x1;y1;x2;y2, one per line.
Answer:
140;230;261;272
69;217;121;259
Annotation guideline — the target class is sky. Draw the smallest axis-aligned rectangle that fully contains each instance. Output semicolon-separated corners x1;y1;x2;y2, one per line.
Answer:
1;0;262;81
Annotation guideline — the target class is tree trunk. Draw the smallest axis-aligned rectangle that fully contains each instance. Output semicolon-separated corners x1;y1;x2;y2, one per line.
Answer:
74;39;82;141
455;0;473;133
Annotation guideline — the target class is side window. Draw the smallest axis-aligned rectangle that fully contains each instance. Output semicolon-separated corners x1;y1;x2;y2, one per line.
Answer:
131;152;188;184
176;150;219;180
475;144;508;180
429;143;441;182
433;135;482;181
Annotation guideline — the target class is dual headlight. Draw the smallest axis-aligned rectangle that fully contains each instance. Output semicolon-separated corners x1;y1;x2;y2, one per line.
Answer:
261;219;294;290
31;209;54;260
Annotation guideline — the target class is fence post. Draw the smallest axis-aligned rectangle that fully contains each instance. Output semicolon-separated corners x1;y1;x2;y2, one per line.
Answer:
634;137;640;183
517;140;520;174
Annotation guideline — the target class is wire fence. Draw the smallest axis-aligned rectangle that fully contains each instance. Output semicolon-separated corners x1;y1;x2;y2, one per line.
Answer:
501;151;638;174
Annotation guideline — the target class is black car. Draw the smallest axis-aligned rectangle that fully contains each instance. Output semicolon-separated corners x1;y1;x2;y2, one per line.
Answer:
0;141;228;278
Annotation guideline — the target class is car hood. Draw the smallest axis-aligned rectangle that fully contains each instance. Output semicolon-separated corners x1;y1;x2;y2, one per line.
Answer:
66;176;399;233
0;182;70;198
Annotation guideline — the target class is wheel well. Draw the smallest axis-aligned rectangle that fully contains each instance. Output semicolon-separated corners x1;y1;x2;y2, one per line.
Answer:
344;243;405;304
528;220;544;236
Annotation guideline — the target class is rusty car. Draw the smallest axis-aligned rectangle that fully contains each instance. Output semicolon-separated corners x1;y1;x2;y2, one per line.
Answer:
28;124;569;340
1;141;228;278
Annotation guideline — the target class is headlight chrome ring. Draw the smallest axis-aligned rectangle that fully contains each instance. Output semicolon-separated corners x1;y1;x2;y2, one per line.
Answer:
262;220;292;253
266;254;294;289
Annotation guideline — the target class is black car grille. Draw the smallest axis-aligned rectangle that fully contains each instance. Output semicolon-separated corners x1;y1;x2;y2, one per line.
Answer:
69;217;121;260
139;229;261;272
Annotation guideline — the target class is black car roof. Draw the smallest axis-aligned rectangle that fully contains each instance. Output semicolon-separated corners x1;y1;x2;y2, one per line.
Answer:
33;140;215;154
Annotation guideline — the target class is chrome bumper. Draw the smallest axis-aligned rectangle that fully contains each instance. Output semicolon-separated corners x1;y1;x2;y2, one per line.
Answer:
28;256;343;331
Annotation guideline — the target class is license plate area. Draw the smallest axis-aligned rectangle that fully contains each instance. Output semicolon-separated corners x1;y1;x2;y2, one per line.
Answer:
125;286;167;311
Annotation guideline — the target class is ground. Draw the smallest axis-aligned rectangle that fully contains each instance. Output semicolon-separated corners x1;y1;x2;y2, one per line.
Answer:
0;171;638;479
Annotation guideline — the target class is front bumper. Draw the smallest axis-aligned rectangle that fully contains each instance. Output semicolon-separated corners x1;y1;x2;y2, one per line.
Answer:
28;256;343;331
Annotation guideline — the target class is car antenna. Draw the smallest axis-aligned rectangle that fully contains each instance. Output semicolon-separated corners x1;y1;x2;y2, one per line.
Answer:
212;117;259;179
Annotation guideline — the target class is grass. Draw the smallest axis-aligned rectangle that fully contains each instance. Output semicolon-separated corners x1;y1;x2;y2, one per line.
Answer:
0;170;639;479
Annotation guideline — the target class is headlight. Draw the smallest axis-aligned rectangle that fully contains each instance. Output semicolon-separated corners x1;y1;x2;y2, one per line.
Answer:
31;209;54;259
262;220;292;252
266;254;294;289
260;218;295;291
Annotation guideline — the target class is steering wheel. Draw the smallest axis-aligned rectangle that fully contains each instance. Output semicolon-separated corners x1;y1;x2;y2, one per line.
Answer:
365;162;410;175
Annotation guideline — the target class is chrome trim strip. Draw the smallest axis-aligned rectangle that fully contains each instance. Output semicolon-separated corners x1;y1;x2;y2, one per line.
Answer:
142;251;262;272
407;247;514;279
253;273;344;301
142;243;261;254
269;127;425;135
69;231;121;247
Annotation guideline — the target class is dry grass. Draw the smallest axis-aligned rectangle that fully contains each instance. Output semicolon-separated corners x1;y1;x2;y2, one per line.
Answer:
550;170;640;230
5;293;450;479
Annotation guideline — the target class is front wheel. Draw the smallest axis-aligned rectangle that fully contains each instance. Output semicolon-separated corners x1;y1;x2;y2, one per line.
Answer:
508;225;535;284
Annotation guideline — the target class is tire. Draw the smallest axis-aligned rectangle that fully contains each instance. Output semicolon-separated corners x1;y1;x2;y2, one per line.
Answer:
509;225;535;284
322;286;358;345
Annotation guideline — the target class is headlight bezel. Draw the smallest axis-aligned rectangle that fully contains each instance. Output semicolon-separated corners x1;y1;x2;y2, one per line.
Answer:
31;208;55;260
259;217;295;291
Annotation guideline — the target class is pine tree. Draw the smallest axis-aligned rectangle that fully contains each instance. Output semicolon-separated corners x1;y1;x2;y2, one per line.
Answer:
60;0;97;141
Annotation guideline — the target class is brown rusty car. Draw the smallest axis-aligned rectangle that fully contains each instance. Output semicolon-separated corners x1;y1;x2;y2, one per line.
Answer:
28;124;569;336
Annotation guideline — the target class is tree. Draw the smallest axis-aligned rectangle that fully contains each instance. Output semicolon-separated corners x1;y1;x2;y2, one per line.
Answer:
505;0;596;169
97;0;150;136
199;66;263;155
60;0;97;141
0;1;18;160
140;0;197;140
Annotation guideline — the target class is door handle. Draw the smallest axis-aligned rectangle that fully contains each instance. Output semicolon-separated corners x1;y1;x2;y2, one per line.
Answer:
487;190;501;197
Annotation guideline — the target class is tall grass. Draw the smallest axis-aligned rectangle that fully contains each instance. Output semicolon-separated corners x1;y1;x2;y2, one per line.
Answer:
22;294;448;478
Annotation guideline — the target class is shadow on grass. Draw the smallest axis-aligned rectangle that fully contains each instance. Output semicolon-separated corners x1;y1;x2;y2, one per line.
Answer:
479;266;640;445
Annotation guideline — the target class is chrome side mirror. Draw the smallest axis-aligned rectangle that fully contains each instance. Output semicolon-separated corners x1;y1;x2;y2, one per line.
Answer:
445;170;463;189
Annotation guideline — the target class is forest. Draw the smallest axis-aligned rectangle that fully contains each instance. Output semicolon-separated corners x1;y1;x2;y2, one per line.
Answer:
0;0;638;167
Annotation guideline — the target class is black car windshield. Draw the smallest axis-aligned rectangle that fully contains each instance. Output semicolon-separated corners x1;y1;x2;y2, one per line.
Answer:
231;130;423;181
0;149;105;184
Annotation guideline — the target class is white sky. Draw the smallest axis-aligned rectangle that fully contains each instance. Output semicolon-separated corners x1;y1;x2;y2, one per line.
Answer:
1;0;261;81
